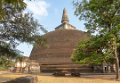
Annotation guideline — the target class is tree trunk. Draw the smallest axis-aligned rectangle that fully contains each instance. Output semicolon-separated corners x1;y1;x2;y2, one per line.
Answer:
114;45;119;80
118;47;120;65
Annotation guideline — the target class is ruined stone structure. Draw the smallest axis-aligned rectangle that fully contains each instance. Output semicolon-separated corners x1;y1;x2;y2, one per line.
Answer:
30;8;94;73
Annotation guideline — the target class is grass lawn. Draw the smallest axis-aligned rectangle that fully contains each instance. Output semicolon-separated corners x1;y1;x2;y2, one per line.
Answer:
0;72;120;83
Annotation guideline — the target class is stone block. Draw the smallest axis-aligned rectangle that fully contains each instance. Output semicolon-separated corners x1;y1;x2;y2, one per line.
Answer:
3;76;38;83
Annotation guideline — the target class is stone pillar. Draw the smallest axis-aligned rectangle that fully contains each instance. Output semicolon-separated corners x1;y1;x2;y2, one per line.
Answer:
107;65;111;73
39;64;41;73
112;64;116;72
102;61;108;73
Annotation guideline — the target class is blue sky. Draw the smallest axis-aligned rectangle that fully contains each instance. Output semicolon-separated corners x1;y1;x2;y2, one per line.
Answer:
17;0;85;56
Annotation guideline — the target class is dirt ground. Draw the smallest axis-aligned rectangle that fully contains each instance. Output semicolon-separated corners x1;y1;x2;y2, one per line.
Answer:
0;71;120;83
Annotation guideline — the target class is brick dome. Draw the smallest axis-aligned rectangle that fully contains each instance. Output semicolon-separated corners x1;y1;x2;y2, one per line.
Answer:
30;29;88;64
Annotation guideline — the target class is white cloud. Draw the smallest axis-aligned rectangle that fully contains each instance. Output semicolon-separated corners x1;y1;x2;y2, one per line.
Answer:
24;0;50;16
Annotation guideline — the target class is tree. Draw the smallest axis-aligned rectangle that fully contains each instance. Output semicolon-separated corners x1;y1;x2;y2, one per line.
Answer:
0;0;26;57
0;1;47;58
0;55;15;70
0;0;26;20
72;0;120;79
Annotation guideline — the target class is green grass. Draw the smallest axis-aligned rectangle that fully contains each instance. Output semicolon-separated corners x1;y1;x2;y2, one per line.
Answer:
0;66;8;71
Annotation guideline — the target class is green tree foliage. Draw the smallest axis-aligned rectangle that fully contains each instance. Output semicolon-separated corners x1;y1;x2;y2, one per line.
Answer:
0;0;47;58
0;0;48;70
0;0;26;20
0;41;18;58
71;32;117;64
0;56;15;70
72;0;120;79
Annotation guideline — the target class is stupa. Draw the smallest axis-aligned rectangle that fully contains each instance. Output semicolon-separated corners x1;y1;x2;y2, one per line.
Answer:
30;8;93;73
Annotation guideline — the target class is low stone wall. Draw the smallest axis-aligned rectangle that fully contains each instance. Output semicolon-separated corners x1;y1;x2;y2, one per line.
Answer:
3;76;38;83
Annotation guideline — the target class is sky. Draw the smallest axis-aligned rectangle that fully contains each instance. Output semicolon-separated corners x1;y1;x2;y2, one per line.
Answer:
17;0;86;56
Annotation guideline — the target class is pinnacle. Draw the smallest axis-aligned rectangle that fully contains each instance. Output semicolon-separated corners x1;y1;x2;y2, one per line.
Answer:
61;8;69;24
